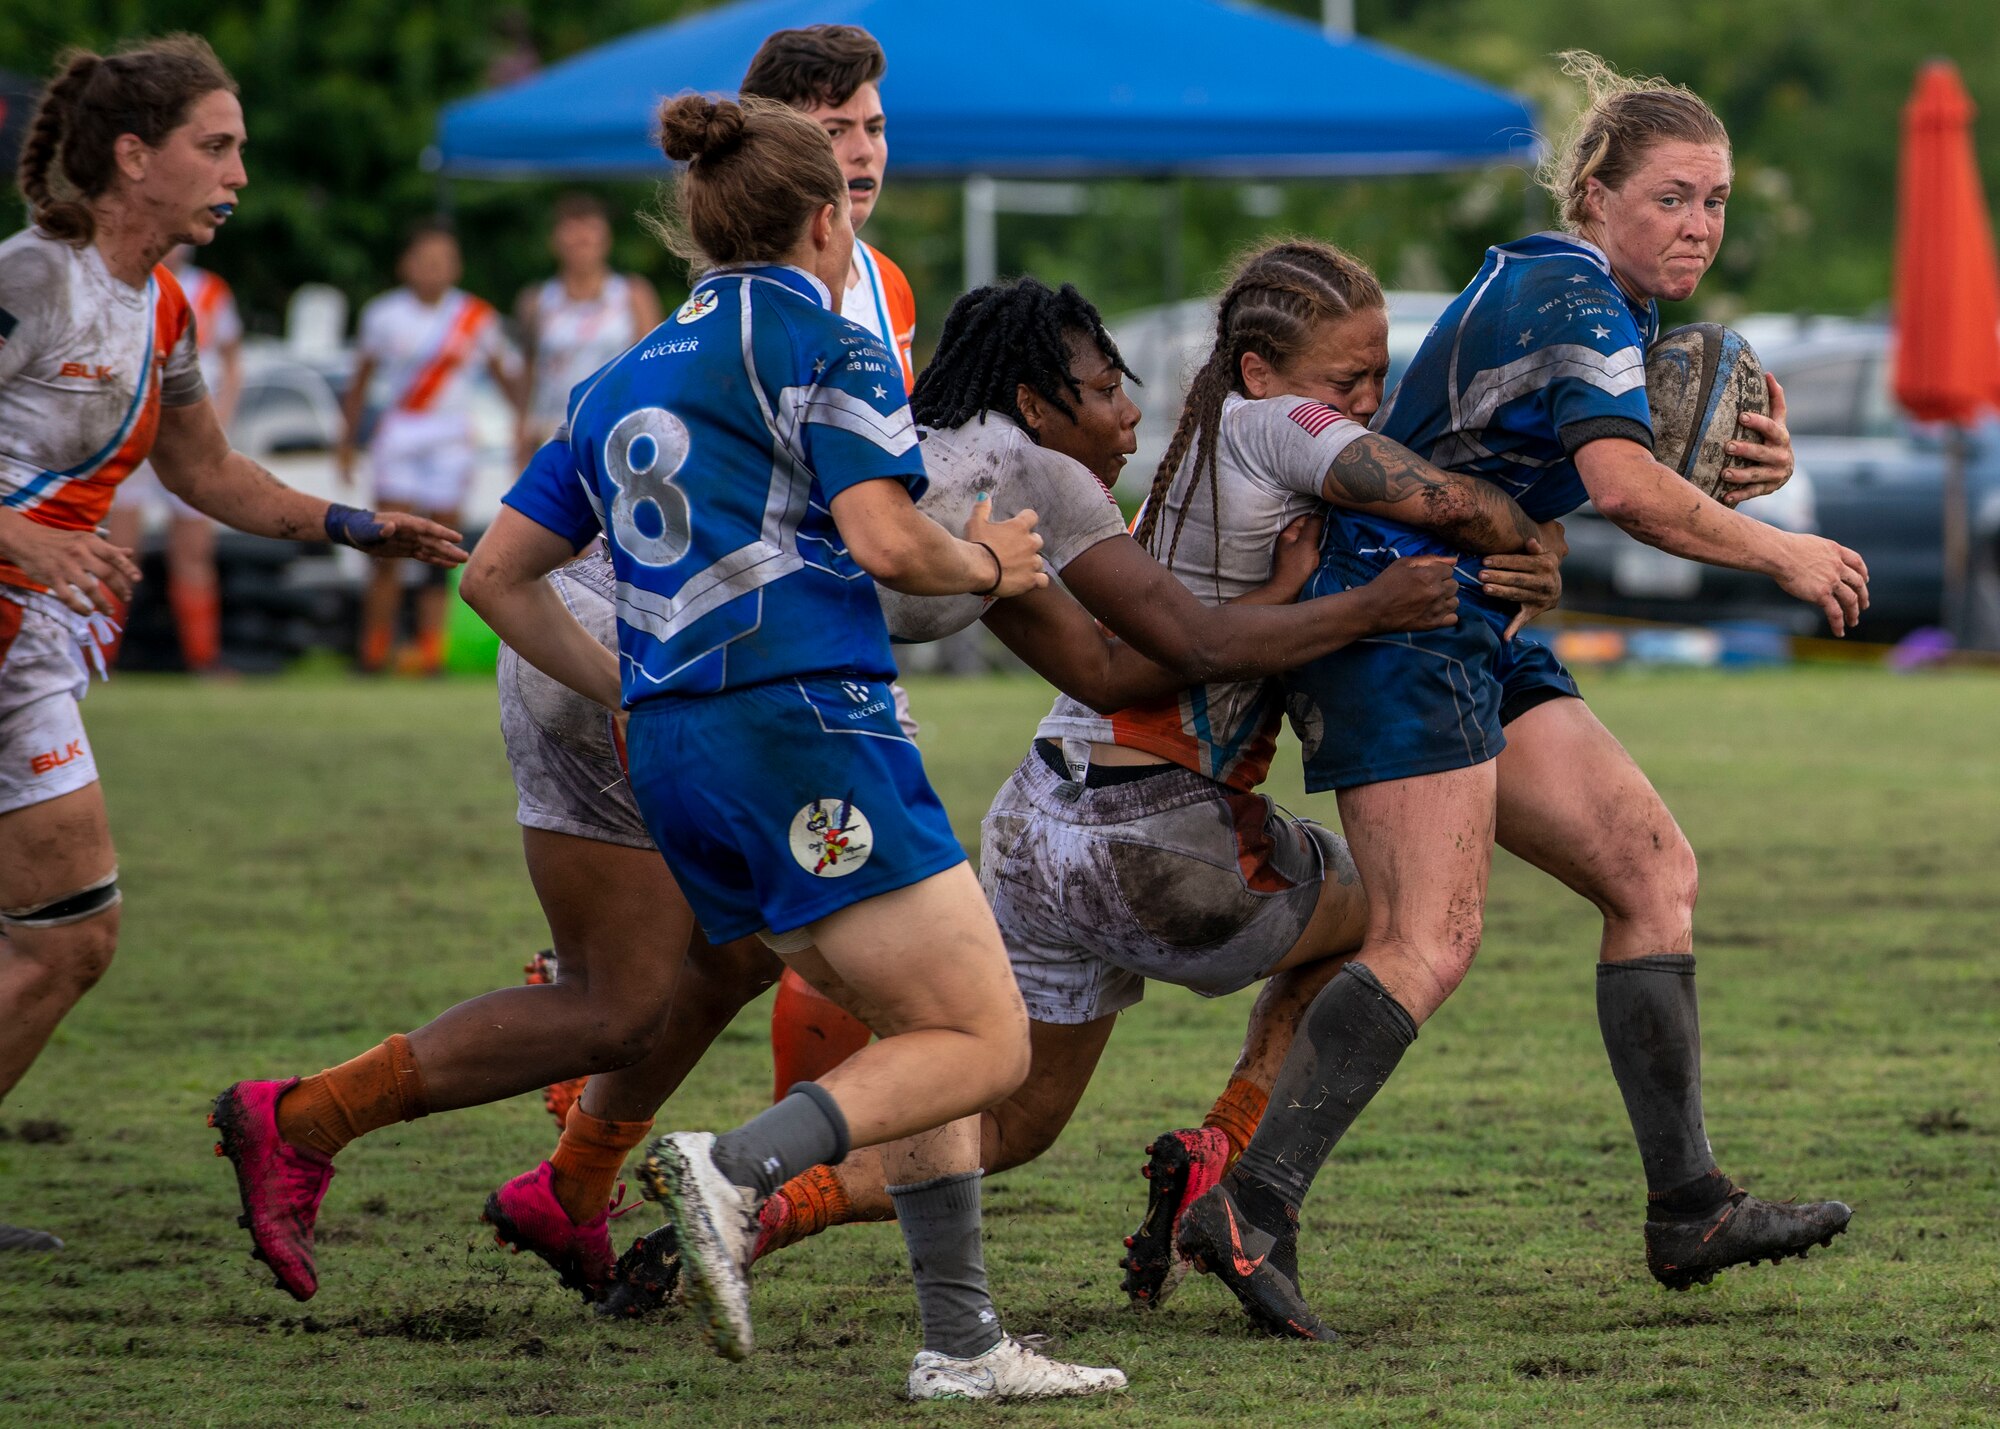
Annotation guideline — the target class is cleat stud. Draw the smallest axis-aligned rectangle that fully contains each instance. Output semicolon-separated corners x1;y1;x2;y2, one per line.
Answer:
207;1114;217;1127
214;1144;225;1157
237;1214;250;1229
1124;1236;1135;1247
1141;1166;1152;1179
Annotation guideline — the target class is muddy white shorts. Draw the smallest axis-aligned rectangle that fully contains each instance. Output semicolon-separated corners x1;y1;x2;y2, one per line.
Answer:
0;595;101;816
370;410;476;513
980;742;1352;1025
496;556;653;850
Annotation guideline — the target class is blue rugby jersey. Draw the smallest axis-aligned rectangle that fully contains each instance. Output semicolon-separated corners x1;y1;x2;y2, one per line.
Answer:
1333;232;1658;594
501;264;928;703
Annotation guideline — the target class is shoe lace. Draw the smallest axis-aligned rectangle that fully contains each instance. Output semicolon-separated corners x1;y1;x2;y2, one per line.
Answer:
606;1181;640;1221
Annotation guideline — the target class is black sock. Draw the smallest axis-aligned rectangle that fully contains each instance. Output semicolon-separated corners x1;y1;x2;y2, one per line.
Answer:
1231;962;1417;1220
889;1170;1004;1360
1595;954;1731;1219
711;1083;850;1197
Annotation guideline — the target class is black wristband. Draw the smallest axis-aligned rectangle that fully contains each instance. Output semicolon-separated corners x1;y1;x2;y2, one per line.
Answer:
974;541;1004;597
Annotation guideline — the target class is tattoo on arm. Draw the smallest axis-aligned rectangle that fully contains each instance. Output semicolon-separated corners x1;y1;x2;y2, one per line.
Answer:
1325;434;1537;550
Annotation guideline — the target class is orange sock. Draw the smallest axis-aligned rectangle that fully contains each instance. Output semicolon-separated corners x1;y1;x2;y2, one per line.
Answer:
1202;1077;1270;1171
549;1105;654;1225
168;578;222;672
358;622;393;672
414;628;445;674
276;1033;430;1159
770;968;872;1101
758;1163;852;1259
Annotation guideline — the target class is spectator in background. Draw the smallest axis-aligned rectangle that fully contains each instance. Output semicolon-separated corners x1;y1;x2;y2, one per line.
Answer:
338;222;521;675
106;244;241;675
514;194;661;470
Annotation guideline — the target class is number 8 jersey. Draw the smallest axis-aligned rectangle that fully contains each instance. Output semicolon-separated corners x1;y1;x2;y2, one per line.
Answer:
502;263;929;703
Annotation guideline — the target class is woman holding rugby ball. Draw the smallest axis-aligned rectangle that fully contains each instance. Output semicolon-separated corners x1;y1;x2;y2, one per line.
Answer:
1179;53;1864;1340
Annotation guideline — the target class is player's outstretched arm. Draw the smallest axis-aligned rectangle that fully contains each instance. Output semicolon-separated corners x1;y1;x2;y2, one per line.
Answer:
1575;436;1869;635
1319;432;1540;555
149;399;468;566
831;483;1047;598
1015;522;1461;699
459;509;621;711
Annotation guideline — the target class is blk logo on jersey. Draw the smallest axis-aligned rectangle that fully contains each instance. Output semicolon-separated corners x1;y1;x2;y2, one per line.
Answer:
675;290;719;325
789;798;874;877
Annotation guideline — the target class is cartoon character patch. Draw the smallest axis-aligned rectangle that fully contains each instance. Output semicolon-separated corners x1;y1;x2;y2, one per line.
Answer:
789;798;875;877
675;289;720;325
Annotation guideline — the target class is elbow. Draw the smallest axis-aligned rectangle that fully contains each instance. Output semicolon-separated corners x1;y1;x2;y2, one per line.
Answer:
850;532;920;589
1589;485;1636;527
458;554;500;617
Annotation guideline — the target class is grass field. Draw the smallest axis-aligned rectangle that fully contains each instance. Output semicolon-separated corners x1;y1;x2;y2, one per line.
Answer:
2;666;1997;1427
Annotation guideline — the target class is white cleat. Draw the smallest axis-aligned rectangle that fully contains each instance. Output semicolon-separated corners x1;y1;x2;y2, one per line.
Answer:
907;1335;1129;1402
644;1132;758;1361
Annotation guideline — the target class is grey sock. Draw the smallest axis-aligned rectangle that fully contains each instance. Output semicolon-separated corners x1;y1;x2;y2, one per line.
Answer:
711;1084;850;1197
1596;953;1724;1211
888;1170;1003;1360
1233;961;1417;1212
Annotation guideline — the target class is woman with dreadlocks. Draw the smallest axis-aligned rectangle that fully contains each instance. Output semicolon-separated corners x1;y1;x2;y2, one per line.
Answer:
592;255;1564;1318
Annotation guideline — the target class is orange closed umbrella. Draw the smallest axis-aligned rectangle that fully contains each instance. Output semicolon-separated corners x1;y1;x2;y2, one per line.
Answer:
1891;59;2000;638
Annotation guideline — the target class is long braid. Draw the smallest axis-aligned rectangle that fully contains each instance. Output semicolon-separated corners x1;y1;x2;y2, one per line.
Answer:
912;277;1136;432
16;52;102;244
1135;240;1385;586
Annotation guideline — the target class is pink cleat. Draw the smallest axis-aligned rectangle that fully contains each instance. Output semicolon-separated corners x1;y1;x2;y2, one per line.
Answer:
210;1079;335;1302
482;1162;620;1303
1119;1126;1231;1308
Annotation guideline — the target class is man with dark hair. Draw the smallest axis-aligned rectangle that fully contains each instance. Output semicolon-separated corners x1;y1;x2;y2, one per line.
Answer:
741;23;922;1095
740;25;915;389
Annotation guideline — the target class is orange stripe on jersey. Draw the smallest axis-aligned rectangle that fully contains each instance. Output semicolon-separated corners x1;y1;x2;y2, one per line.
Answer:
398;296;494;413
867;245;918;393
0;268;188;595
187;270;231;350
1103;691;1280;794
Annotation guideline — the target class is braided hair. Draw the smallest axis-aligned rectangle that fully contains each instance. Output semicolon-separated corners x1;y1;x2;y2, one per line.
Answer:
17;35;236;247
911;276;1136;433
1133;240;1384;575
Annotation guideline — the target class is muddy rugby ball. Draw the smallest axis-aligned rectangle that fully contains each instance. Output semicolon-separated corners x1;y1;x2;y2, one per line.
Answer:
1645;323;1769;500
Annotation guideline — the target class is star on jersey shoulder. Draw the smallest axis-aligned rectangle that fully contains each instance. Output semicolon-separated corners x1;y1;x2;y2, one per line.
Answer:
871;383;889;400
1567;274;1590;284
812;356;828;377
1591;324;1612;341
1516;329;1534;349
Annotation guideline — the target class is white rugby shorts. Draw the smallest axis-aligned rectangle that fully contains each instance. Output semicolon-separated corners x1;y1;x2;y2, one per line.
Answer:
0;595;99;815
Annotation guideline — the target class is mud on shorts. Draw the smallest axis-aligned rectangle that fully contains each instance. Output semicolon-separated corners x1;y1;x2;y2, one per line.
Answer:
495;563;653;851
0;595;100;816
979;742;1351;1025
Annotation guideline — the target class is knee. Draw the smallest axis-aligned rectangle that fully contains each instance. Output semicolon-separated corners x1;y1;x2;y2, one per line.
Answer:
980;1096;1063;1176
967;999;1032;1107
9;909;120;997
1605;826;1699;933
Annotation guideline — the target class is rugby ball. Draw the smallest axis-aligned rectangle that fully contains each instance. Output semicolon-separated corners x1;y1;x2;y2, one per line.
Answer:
1645;323;1768;500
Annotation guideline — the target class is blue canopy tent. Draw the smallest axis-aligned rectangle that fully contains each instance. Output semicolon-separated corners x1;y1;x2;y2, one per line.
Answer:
436;0;1539;287
439;0;1536;180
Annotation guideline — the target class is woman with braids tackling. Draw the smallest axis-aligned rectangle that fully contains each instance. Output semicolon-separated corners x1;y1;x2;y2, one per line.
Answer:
0;35;464;1255
1177;56;1863;1343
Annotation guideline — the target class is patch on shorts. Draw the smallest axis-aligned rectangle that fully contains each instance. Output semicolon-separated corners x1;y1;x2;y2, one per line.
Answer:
789;798;873;877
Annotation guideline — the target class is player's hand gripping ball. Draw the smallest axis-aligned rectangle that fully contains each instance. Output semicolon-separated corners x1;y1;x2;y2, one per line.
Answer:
1645;323;1769;500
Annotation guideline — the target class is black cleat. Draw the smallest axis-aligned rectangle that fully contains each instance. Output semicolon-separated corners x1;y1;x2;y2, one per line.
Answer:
1646;1187;1853;1290
1175;1183;1335;1343
1119;1127;1229;1309
596;1222;682;1319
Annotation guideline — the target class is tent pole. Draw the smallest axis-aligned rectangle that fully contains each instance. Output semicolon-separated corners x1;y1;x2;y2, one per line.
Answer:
964;175;998;290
